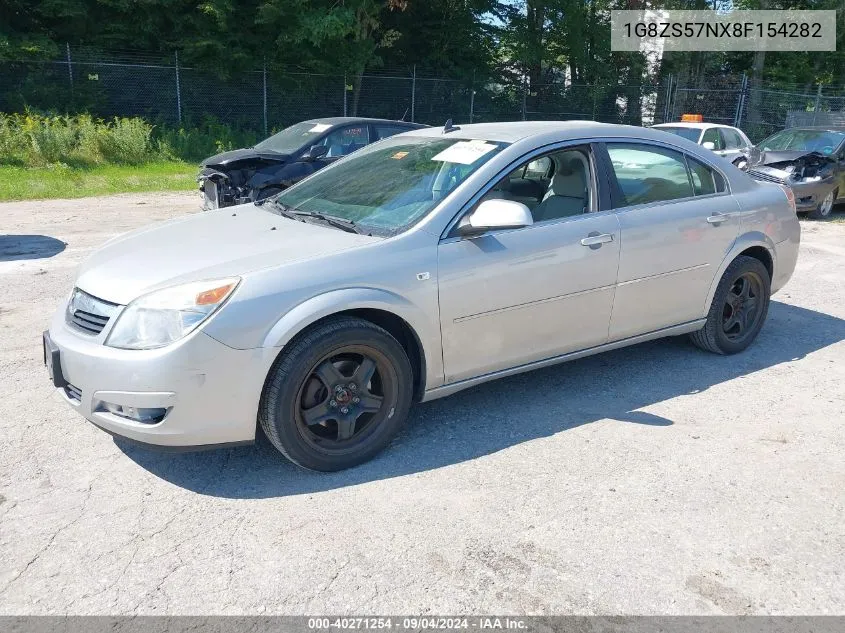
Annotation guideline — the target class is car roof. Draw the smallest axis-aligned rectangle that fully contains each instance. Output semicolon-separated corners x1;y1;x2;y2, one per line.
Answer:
303;117;427;128
653;122;735;130
781;126;845;132
400;120;652;143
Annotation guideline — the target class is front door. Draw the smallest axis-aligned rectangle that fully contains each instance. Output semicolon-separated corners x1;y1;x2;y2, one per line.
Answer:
437;214;621;382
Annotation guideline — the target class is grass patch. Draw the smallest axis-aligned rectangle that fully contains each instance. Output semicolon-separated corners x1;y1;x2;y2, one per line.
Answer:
0;162;197;201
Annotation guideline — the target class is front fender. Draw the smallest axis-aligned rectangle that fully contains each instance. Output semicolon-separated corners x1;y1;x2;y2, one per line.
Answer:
261;287;444;391
702;231;776;316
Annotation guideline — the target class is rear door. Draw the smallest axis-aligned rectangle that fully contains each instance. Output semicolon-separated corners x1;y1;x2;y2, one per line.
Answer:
601;141;740;341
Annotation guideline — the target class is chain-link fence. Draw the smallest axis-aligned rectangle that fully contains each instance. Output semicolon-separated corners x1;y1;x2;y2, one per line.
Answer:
666;74;845;142
4;46;845;141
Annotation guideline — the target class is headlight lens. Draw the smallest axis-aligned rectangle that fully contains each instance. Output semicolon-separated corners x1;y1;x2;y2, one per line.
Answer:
106;278;239;349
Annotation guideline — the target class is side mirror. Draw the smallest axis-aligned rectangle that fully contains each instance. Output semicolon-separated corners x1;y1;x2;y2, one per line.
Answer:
303;144;328;161
458;199;533;238
702;141;716;150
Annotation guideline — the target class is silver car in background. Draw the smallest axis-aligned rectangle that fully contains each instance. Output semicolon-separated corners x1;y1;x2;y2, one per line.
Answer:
44;121;800;471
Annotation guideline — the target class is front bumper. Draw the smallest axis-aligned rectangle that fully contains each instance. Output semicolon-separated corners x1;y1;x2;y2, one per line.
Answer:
47;303;278;448
788;179;836;213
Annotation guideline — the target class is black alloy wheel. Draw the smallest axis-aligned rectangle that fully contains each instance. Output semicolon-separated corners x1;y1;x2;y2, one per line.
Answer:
690;255;771;355
259;316;413;471
721;272;765;344
296;346;397;453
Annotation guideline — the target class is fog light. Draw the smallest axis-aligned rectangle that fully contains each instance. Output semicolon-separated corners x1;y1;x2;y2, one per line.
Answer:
100;402;169;424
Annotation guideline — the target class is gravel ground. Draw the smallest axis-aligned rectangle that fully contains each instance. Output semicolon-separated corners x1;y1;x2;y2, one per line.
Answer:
1;193;844;615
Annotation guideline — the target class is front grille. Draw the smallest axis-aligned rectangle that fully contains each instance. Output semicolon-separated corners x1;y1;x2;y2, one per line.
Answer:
747;169;786;184
64;383;82;402
66;289;120;335
71;310;110;334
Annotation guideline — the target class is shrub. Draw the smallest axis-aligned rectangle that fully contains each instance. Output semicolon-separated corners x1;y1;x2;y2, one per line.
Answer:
0;110;260;167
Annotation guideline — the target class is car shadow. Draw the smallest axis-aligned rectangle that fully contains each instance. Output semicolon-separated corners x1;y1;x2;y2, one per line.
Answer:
117;300;845;498
0;234;66;261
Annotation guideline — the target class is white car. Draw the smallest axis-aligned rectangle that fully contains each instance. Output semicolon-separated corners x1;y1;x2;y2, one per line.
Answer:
653;122;753;169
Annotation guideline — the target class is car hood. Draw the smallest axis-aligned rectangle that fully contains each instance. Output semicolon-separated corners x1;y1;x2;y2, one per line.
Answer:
200;148;291;168
75;204;380;305
748;148;835;168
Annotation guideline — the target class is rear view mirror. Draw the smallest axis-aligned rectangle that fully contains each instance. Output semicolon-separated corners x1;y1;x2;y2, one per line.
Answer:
304;144;328;161
458;199;533;237
702;141;716;150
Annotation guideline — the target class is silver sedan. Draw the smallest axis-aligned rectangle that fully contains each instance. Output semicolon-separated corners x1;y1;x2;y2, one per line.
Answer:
44;121;800;470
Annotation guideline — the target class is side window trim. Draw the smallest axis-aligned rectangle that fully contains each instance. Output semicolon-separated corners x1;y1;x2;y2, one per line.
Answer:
599;139;730;212
439;140;605;241
597;137;731;201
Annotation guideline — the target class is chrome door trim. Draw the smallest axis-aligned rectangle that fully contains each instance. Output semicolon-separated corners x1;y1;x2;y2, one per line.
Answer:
616;263;709;287
452;284;616;323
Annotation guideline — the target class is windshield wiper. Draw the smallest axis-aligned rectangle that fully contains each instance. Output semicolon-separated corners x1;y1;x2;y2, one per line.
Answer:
258;199;364;234
289;209;364;234
257;198;304;222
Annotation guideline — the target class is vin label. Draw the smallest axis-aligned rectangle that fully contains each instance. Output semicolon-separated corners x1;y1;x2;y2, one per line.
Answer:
611;10;836;52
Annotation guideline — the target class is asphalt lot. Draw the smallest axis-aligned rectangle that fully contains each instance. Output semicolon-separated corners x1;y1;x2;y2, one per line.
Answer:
1;193;844;615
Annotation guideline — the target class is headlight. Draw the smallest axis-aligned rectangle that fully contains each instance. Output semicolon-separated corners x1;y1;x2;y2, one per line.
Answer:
106;278;239;349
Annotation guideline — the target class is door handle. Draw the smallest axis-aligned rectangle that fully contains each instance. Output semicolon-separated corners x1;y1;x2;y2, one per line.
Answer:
580;233;614;247
706;213;735;224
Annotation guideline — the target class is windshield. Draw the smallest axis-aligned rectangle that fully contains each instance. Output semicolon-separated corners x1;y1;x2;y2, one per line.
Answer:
654;126;701;142
254;121;335;153
274;136;508;236
758;129;845;154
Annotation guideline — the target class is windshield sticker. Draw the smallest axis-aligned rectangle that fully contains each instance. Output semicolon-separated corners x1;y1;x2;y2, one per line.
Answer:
391;151;409;160
309;123;332;133
432;140;498;165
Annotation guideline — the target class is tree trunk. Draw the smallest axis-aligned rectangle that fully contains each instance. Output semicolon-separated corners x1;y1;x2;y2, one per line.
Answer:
351;69;364;117
746;0;769;134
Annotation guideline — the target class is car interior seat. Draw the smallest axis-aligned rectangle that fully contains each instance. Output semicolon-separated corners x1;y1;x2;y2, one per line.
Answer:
532;155;588;221
326;144;344;158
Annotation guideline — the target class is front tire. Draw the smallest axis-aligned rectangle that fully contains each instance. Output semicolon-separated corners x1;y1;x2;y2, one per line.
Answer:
690;256;771;355
807;188;836;220
259;316;413;471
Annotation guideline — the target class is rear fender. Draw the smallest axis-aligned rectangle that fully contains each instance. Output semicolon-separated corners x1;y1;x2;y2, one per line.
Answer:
702;231;776;315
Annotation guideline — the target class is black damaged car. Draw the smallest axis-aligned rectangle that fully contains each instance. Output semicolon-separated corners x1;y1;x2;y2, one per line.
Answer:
198;117;427;209
746;126;845;219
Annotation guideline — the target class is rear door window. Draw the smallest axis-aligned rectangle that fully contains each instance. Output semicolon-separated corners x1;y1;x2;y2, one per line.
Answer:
606;143;694;206
687;157;718;195
373;125;410;141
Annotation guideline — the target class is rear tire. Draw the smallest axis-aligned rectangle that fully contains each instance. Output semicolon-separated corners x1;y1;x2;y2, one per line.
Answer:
807;188;837;220
690;256;771;355
259;316;413;471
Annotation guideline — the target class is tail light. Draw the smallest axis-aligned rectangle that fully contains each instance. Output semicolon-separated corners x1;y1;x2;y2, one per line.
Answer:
778;184;796;214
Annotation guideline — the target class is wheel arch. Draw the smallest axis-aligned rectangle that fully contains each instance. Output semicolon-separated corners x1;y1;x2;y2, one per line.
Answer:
261;288;441;400
702;232;775;316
